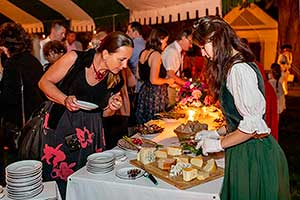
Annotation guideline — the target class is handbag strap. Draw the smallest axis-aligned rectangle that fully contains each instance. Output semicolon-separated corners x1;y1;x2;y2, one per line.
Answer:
19;72;26;127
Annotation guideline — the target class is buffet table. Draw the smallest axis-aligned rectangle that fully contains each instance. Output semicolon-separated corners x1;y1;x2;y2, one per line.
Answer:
66;106;225;200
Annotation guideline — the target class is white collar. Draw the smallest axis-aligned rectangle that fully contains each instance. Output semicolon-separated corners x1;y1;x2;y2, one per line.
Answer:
174;41;182;54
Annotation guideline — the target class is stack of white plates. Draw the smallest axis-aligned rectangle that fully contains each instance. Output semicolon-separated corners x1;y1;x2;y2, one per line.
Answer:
86;152;115;174
105;149;127;164
5;160;43;199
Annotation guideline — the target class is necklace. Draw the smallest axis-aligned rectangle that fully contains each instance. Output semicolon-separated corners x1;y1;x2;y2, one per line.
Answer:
92;62;107;81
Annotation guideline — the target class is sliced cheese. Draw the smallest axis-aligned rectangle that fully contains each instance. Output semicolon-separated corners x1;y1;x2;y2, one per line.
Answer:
197;171;210;180
155;149;168;158
203;159;217;173
157;158;176;170
137;147;156;165
174;156;189;164
182;167;198;182
190;156;203;168
167;146;182;156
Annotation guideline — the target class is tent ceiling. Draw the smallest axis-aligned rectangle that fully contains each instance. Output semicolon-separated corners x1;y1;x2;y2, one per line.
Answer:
1;0;96;33
0;0;43;33
0;0;222;32
117;0;222;24
40;0;95;32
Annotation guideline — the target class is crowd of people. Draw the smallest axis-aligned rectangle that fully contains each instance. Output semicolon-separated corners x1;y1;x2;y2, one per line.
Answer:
0;16;293;199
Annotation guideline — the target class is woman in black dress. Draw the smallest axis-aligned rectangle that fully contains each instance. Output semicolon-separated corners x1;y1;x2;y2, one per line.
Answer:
38;32;133;198
0;22;44;149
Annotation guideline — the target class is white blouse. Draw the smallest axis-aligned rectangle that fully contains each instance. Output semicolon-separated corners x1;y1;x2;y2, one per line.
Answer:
226;63;271;134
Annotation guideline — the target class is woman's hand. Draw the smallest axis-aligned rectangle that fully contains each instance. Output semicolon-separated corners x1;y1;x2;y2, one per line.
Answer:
166;78;175;85
107;92;123;111
64;95;80;111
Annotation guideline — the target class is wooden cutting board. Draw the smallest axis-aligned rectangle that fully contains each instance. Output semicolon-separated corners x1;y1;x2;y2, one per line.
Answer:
130;154;224;190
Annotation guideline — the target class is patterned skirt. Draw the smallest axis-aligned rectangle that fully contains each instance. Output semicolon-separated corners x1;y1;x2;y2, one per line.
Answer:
41;110;105;198
136;82;168;124
221;135;290;200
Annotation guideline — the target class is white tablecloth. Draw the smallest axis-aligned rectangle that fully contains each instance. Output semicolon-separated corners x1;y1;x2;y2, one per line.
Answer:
66;117;224;200
3;181;61;200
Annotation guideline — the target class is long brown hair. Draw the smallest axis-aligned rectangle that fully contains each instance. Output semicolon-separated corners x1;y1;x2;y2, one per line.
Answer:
96;31;133;89
193;16;255;101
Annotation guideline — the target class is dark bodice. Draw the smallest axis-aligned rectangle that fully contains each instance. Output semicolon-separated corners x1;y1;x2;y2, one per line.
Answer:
219;62;265;133
138;50;167;82
48;49;123;129
0;51;44;126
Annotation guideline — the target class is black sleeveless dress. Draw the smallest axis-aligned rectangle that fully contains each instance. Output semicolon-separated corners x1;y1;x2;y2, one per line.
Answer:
136;50;168;124
41;49;123;198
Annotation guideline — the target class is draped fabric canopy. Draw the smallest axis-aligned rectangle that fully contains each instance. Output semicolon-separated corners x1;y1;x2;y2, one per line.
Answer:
40;0;95;32
0;0;222;32
0;0;43;33
117;0;222;24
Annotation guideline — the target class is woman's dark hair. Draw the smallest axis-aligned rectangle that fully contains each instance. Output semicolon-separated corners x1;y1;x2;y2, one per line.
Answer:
96;31;134;89
271;63;281;93
97;31;134;53
0;22;32;56
193;16;255;101
145;28;169;52
43;40;67;57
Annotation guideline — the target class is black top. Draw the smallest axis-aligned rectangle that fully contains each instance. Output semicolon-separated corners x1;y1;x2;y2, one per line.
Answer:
138;50;167;82
0;51;44;127
48;49;124;129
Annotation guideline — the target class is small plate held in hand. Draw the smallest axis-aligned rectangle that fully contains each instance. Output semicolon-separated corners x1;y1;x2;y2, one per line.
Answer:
76;100;99;110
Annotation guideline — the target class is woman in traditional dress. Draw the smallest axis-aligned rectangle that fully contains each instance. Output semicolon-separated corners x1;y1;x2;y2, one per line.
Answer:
38;31;133;198
194;16;290;200
136;28;174;124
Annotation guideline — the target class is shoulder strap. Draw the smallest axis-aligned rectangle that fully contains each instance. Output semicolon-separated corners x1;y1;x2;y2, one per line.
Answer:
19;72;26;127
146;50;156;61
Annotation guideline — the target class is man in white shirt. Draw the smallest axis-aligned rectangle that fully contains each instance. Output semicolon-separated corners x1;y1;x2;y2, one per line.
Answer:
65;30;83;52
162;28;193;106
39;21;66;66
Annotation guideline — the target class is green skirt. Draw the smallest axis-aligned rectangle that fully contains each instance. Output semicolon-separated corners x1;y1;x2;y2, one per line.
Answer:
221;135;290;200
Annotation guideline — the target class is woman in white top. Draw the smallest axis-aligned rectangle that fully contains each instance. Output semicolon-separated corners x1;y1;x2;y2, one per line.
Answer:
193;16;290;200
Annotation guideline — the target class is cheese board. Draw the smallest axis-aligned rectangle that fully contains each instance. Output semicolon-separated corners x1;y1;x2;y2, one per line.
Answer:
130;153;224;190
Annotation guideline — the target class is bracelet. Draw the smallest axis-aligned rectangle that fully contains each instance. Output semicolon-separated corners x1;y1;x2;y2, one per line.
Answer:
64;96;69;106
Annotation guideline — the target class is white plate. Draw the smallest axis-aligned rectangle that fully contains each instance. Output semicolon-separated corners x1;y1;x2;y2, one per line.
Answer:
6;160;42;175
87;161;114;169
7;185;43;199
87;166;114;174
115;167;144;180
6;172;42;183
7;177;42;188
76;100;99;110
105;150;126;159
87;152;115;164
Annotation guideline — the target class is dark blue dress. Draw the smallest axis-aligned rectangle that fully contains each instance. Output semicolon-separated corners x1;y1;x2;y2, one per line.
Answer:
136;51;168;124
